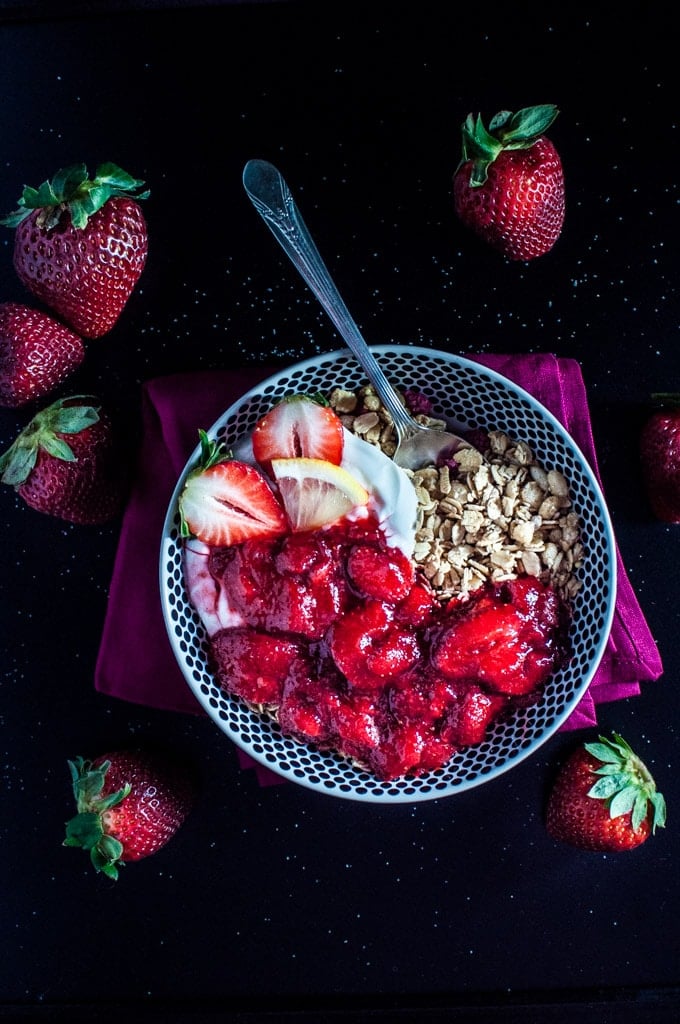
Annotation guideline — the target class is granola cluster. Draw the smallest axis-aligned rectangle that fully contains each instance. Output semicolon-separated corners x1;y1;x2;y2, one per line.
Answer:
328;384;584;605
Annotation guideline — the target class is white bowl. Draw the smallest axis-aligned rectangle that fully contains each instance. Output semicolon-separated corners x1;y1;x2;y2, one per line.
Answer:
160;347;617;803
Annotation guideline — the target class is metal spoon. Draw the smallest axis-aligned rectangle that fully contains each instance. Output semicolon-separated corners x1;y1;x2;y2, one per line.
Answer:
242;159;474;471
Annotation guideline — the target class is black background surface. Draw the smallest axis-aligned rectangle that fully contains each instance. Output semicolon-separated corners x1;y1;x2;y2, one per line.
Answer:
0;3;678;1022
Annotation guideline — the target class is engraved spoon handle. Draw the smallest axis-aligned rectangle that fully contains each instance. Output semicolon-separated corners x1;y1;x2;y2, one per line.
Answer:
242;159;417;433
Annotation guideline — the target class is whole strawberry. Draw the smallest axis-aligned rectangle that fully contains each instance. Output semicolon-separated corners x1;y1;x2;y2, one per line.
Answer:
0;302;84;407
639;394;680;523
546;733;666;852
1;162;149;338
0;395;125;524
64;750;196;880
453;104;564;260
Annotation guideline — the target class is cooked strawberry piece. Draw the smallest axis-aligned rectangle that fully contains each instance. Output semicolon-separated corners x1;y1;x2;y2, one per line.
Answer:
431;578;566;695
179;432;288;548
432;600;520;677
278;674;340;745
274;531;332;576
365;628;420;679
193;501;570;781
328;601;390;688
418;735;458;774
271;576;344;639
387;674;433;722
252;393;344;474
328;601;421;691
388;672;454;723
346;541;415;602
369;720;427;780
210;628;305;705
328;692;382;765
440;684;508;747
394;578;437;627
211;533;347;638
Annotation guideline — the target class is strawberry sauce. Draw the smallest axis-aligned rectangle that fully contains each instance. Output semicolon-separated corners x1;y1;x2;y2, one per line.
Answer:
205;515;571;781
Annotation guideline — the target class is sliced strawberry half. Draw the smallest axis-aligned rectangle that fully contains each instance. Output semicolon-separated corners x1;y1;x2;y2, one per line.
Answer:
252;393;344;474
179;430;287;547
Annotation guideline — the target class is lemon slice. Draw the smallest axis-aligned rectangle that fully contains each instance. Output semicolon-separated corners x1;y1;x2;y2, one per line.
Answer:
270;457;370;531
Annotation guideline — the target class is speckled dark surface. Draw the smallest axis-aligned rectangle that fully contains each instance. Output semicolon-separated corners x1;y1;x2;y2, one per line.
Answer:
0;3;678;1022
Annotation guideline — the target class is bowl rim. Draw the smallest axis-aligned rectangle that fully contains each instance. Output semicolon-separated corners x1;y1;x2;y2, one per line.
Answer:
159;346;618;803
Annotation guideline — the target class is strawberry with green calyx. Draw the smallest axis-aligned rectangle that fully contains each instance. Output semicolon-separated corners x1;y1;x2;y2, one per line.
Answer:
0;395;125;524
0;302;85;408
546;732;666;852
64;751;195;880
453;104;564;261
639;393;680;523
1;162;149;338
179;428;288;547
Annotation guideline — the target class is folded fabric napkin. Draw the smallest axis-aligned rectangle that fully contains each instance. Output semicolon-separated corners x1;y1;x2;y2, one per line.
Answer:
94;354;663;785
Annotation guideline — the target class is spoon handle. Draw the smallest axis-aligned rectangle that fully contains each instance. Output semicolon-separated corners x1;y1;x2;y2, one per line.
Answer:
242;159;411;429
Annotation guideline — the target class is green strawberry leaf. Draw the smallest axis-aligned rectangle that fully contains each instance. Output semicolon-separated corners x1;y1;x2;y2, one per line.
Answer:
91;835;125;879
50;403;100;434
488;110;512;132
585;740;622;763
197;428;232;470
631;791;649;832
650;791;667;831
98;834;124;862
68;199;92;231
0;442;38;486
64;811;103;850
29;181;61;207
0;161;149;231
41;436;76;461
70;758;108;806
588;774;628;800
97;785;131;812
496;104;559;145
95;162;149;195
608;784;640;818
51;164;88;200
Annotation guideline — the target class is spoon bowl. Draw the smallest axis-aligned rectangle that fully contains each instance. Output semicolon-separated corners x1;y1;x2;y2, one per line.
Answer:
242;159;474;470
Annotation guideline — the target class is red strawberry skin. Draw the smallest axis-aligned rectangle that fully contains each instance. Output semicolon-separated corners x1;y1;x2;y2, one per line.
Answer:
13;196;147;339
639;405;680;523
454;136;564;261
0;302;84;408
546;747;651;852
1;397;126;524
252;394;344;474
92;751;194;862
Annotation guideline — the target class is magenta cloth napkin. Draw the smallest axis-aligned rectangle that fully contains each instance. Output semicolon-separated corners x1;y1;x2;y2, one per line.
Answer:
94;354;663;784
